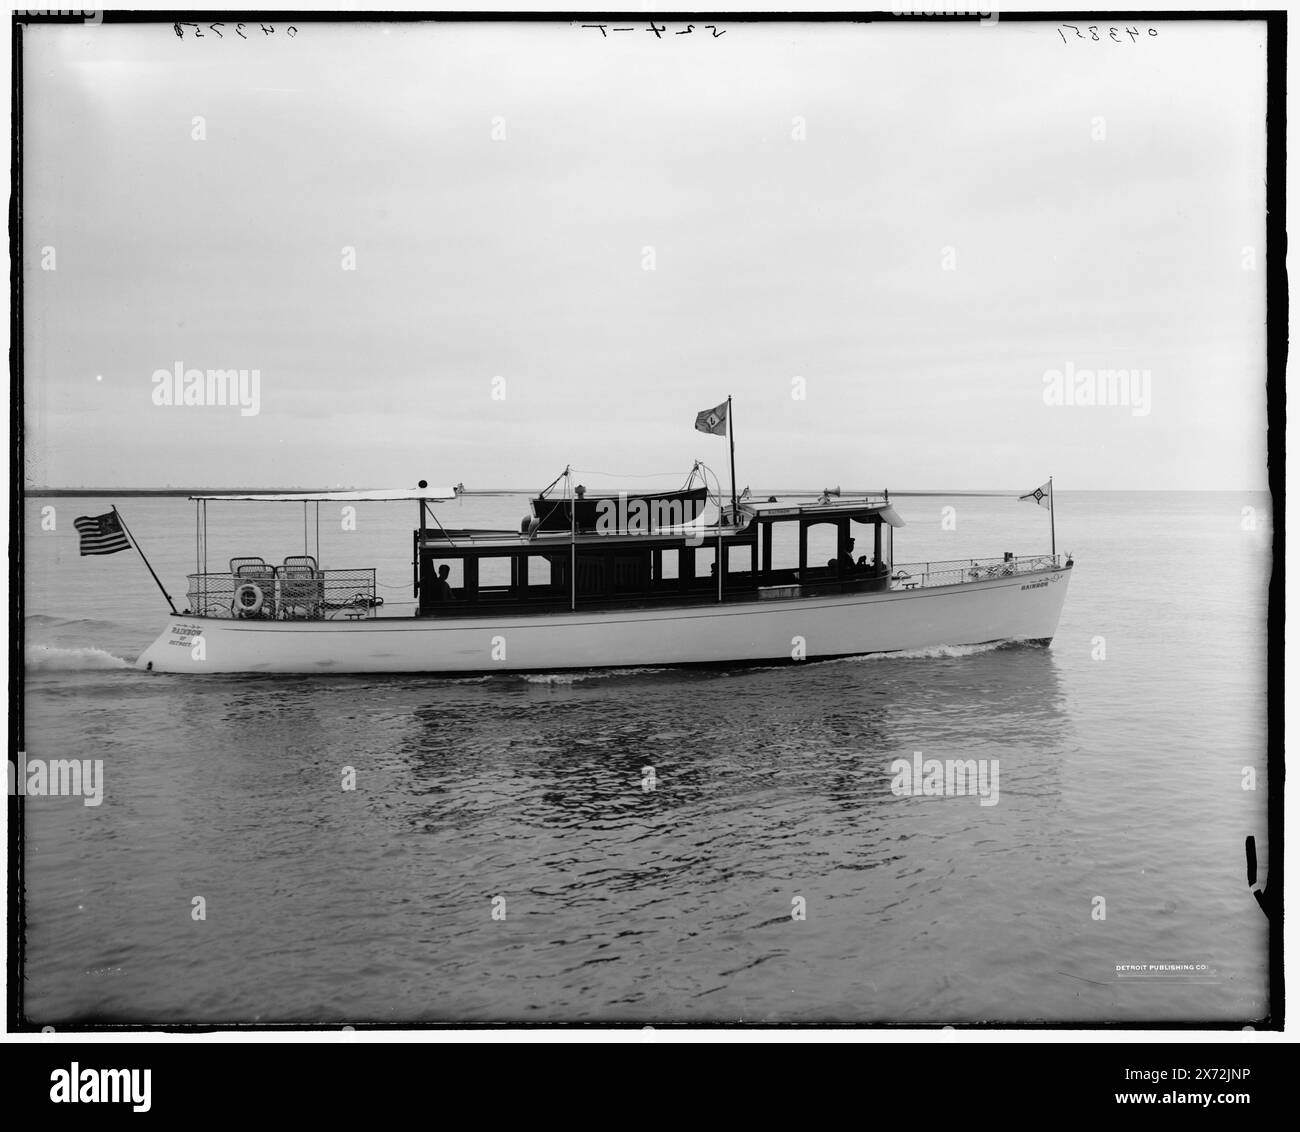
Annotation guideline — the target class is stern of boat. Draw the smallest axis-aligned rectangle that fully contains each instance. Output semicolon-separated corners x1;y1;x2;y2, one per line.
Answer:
136;616;221;674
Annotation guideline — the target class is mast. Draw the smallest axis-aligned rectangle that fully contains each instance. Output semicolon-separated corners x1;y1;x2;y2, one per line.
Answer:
1049;475;1056;558
568;465;576;611
727;394;738;524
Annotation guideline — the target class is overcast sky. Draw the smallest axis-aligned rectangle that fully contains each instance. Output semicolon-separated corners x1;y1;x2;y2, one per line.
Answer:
23;17;1269;491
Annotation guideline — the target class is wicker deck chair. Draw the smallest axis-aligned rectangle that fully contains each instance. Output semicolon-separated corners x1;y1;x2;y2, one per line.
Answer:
278;557;324;620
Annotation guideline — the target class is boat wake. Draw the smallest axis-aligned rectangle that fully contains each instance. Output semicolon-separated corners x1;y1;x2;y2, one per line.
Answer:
841;640;1015;662
519;666;669;685
505;647;1012;684
26;613;130;632
25;644;133;672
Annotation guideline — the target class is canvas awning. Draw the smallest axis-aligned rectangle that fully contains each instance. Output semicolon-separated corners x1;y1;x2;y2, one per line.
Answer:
190;488;457;503
744;498;906;528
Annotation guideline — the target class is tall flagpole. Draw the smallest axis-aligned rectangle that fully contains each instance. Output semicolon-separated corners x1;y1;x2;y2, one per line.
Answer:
1049;475;1056;558
727;394;738;524
113;506;178;614
568;465;576;611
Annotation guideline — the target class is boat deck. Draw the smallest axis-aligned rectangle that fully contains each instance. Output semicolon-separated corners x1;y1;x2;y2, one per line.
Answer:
181;554;1066;621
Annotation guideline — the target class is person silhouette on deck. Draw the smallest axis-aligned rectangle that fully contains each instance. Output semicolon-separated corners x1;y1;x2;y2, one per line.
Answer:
838;538;867;574
433;564;455;601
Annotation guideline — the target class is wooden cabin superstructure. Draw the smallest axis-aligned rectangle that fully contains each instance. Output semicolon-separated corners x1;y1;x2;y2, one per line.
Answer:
414;495;904;617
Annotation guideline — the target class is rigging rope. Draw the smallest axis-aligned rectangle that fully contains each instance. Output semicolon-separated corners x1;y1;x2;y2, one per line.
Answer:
569;467;696;484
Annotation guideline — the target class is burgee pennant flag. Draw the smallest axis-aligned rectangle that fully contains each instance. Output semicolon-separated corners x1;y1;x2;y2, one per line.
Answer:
695;401;728;436
74;511;132;556
1019;481;1052;508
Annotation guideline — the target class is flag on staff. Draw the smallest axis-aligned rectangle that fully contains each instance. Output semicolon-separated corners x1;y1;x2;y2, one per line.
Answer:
74;511;131;556
1019;481;1052;508
695;400;728;436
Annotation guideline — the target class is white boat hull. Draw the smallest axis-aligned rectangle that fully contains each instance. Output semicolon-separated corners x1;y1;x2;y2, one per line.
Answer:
136;564;1073;675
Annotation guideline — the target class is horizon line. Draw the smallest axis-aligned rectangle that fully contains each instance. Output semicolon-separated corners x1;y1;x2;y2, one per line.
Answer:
22;486;1272;497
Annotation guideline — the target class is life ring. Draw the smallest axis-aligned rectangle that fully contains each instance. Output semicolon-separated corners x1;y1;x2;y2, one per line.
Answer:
234;582;264;616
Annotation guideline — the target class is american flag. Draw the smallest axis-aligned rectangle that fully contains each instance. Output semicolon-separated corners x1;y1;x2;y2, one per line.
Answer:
74;511;131;556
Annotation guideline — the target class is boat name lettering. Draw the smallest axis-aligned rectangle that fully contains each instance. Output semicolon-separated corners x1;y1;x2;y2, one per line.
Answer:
1020;580;1048;591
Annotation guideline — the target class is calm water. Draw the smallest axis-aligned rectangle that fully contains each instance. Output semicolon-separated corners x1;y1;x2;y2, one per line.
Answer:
19;490;1273;1024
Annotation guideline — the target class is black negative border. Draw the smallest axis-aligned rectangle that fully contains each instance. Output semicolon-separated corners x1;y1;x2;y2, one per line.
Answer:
7;7;1287;1033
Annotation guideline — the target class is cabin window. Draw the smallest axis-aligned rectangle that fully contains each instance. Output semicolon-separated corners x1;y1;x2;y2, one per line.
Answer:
654;547;677;582
612;552;650;594
769;522;800;574
422;558;464;608
575;554;605;596
472;556;517;602
804;522;841;574
540;553;568;592
724;540;756;581
692;545;717;586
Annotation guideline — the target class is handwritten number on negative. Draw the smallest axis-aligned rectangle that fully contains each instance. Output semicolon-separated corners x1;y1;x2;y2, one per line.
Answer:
174;20;294;39
1059;23;1159;45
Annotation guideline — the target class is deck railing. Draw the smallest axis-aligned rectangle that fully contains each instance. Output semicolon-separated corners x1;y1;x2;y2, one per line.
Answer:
185;569;379;620
890;554;1062;591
